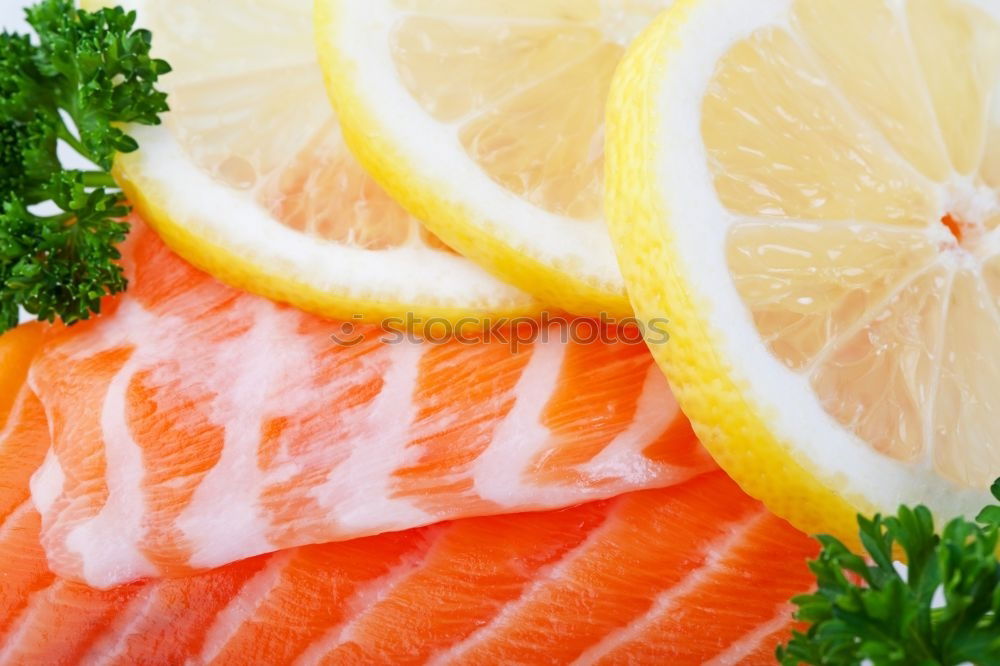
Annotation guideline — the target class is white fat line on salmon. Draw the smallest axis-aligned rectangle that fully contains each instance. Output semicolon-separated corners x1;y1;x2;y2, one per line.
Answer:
78;582;166;666
469;337;565;506
424;498;623;665
29;449;63;518
177;297;316;571
65;328;158;587
582;364;713;484
0;499;32;543
703;601;798;666
292;524;449;666
24;377;63;519
0;579;66;662
196;549;296;665
310;341;430;533
571;509;770;665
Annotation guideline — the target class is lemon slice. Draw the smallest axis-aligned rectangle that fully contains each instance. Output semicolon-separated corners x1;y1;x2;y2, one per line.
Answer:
85;0;540;325
315;0;673;316
607;0;1000;537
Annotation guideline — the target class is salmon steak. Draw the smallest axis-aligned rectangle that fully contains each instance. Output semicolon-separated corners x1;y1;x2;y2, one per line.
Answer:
0;363;817;665
26;222;713;588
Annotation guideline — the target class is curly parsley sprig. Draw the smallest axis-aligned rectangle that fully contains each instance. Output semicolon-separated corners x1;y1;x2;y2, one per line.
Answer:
0;0;169;332
778;481;1000;665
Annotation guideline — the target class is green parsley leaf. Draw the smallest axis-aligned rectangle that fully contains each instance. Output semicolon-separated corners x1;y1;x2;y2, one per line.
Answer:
777;483;1000;665
0;0;169;332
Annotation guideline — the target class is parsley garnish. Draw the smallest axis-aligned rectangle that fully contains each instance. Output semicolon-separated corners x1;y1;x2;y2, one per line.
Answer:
0;0;169;332
778;481;1000;665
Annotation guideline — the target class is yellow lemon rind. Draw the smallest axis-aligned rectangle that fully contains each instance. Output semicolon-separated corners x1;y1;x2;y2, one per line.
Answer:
314;0;632;319
605;2;871;546
116;153;545;331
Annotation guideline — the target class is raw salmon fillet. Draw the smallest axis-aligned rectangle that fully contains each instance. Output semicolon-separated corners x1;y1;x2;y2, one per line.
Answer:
27;222;713;588
0;324;46;527
0;381;815;665
1;478;817;666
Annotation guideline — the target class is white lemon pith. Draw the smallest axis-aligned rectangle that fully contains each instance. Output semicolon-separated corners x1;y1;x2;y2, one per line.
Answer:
314;0;675;316
88;0;540;325
607;0;1000;539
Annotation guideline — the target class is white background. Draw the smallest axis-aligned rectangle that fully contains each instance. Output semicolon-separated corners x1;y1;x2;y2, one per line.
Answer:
1;2;30;33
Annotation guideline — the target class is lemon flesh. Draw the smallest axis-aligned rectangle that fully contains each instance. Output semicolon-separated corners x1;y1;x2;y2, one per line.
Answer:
89;0;540;325
608;0;1000;536
317;0;674;315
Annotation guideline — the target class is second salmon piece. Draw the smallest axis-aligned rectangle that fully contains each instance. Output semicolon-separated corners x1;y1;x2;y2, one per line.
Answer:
28;222;713;588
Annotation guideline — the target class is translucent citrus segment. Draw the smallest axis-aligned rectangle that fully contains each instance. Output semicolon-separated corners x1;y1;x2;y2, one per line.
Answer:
933;270;1000;485
144;0;421;250
811;263;950;464
390;19;603;123
982;254;1000;298
391;0;604;19
387;2;662;221
262;120;423;250
980;88;1000;188
457;43;621;220
144;1;324;182
704;0;1000;486
727;221;938;370
791;0;952;182
701;27;936;225
906;0;1000;175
